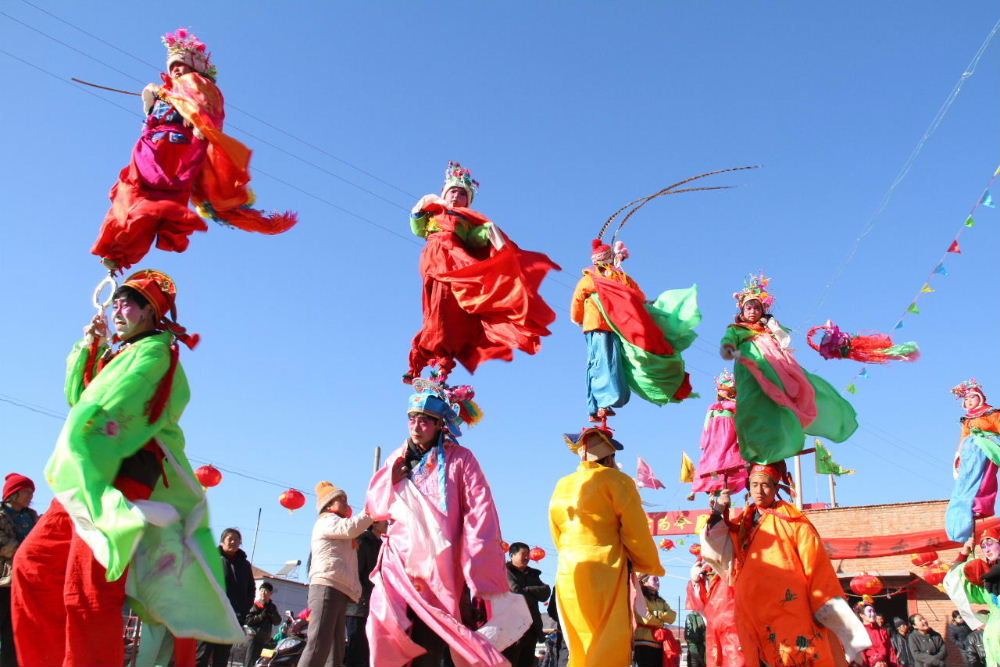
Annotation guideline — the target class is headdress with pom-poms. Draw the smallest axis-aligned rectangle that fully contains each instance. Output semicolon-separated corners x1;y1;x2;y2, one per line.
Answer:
162;28;216;79
733;271;775;310
714;369;735;394
952;378;985;400
441;161;479;204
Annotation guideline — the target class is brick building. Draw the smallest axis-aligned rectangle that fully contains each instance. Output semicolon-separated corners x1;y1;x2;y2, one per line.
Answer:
806;499;975;666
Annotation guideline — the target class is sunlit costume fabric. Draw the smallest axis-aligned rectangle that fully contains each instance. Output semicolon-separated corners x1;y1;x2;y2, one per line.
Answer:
549;428;664;667
689;565;744;667
944;527;1000;667
947;379;1000;542
92;29;295;271
406;162;559;382
11;270;241;667
693;370;747;494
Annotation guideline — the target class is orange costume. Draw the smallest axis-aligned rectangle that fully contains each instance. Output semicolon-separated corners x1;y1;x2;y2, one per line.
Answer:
701;485;869;666
570;268;642;333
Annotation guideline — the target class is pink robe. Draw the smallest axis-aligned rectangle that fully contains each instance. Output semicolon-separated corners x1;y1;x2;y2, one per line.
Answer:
365;440;510;667
693;399;748;493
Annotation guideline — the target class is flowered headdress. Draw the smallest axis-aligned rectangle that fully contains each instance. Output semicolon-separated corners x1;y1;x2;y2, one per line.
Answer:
122;269;199;350
162;28;216;79
441;161;479;205
853;595;876;614
733;271;775;310
715;369;735;395
408;377;483;439
952;378;986;401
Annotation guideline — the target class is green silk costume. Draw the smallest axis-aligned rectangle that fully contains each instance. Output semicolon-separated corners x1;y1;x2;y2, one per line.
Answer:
721;323;857;464
47;332;243;643
945;562;1000;667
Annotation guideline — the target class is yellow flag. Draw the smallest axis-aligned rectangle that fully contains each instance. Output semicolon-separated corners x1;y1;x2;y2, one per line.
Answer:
680;451;696;483
920;284;935;294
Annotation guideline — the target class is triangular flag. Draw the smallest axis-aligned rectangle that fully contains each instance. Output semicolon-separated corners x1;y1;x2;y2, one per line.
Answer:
934;264;949;276
636;456;666;490
920;283;935;294
966;216;976;228
859;368;869;378
893;321;904;330
981;191;995;208
815;439;855;476
680;451;696;483
907;302;920;314
846;383;858;394
947;240;962;254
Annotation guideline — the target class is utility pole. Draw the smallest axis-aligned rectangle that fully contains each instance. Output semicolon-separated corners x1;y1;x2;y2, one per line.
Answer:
250;507;262;563
828;474;838;507
793;455;803;509
374;445;382;474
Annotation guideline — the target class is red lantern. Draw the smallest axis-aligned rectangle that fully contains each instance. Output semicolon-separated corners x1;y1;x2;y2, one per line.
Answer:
659;539;676;551
922;563;950;586
689;544;702;557
911;551;938;568
529;547;546;561
279;488;306;512
849;574;884;597
195;464;222;489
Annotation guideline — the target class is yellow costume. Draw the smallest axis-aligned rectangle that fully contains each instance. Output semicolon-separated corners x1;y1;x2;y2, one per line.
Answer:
550;459;664;667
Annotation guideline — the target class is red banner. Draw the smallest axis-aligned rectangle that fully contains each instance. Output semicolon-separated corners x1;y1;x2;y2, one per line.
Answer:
647;510;710;536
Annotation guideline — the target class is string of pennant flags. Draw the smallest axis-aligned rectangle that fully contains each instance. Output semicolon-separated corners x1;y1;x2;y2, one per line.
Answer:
845;165;999;395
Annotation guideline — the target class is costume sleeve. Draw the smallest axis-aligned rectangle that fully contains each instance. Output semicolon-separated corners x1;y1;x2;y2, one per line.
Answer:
788;513;845;614
365;458;397;521
65;338;107;406
700;513;736;585
454;220;492;249
410;213;430;239
944;564;987;630
720;324;744;351
315;512;373;540
570;274;594;326
613;472;665;575
457;452;509;598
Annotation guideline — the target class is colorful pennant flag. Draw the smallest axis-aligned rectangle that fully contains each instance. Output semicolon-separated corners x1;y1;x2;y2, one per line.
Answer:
981;191;995;208
934;264;949;276
947;240;962;254
907;302;920;314
893;321;904;330
636;456;666;490
920;284;935;294
859;368;869;378
815;439;855;476
965;216;976;228
846;383;858;394
680;451;695;483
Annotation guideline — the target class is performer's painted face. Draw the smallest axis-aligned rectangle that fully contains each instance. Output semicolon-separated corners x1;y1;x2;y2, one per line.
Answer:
862;606;876;623
964;392;985;410
749;476;777;508
169;61;194;78
443;187;470;208
112;296;155;341
408;413;442;449
982;537;1000;563
741;299;763;324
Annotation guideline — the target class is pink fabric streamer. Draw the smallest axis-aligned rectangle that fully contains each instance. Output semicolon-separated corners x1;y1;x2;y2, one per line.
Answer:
738;333;818;429
636;457;666;490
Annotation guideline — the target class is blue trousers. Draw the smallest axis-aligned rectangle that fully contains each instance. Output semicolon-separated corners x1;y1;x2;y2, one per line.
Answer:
947;435;997;542
585;330;630;416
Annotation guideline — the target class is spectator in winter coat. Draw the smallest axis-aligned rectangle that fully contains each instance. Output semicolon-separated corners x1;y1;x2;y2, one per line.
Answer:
633;574;678;667
244;582;281;667
1;473;38;667
502;542;552;667
299;482;372;667
684;611;707;667
197;528;256;667
344;520;387;667
891;616;915;667
967;610;988;667
907;614;947;667
947;609;979;667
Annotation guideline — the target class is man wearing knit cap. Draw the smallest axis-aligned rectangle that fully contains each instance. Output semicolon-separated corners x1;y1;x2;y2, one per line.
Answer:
11;270;242;667
1;474;38;667
299;482;372;667
700;461;870;666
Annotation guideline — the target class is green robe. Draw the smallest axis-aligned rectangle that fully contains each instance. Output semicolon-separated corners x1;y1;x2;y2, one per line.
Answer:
944;563;999;667
721;324;857;464
47;333;244;644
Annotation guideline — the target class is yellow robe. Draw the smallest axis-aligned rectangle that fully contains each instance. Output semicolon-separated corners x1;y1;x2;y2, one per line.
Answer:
549;461;665;667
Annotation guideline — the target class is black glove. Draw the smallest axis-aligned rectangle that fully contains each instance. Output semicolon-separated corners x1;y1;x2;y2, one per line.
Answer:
982;562;1000;595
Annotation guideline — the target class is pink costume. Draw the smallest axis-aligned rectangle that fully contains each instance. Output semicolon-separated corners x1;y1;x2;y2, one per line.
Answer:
366;440;510;667
693;387;748;494
690;568;745;667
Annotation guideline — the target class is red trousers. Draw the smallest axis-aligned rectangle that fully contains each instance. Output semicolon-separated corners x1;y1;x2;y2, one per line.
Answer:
12;491;149;667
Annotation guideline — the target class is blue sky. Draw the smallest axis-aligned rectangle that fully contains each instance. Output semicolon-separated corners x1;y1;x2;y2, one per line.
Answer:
1;2;997;612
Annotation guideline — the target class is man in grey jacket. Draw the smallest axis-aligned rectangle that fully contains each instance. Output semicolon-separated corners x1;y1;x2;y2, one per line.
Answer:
907;614;947;667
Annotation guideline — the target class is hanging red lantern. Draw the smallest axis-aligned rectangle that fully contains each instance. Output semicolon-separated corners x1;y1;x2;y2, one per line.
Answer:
279;488;306;513
195;464;222;489
529;547;546;561
689;544;702;557
911;551;938;568
849;573;884;597
921;563;950;587
659;539;676;551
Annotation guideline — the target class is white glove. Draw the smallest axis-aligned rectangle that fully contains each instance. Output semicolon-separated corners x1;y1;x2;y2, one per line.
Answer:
411;194;444;216
720;344;739;361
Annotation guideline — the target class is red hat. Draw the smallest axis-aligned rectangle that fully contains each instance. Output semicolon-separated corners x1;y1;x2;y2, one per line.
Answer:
3;473;34;501
591;239;613;265
979;526;1000;545
122;269;199;349
749;461;788;484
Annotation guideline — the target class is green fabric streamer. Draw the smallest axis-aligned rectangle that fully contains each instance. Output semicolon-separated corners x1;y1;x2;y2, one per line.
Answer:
593;285;701;405
814;440;854;475
881;341;920;358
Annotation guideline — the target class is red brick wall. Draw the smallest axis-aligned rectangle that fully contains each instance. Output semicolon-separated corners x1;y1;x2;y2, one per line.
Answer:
806;500;974;667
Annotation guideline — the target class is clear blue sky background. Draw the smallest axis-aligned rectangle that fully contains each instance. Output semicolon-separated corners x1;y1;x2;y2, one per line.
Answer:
2;2;997;614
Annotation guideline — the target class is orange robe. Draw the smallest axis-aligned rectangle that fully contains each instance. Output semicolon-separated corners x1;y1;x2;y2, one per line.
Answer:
704;500;849;667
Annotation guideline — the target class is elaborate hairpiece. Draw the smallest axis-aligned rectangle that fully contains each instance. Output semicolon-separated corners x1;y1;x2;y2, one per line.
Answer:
442;161;479;204
162;28;216;79
733;271;774;309
408;377;484;438
715;369;735;393
952;378;985;400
